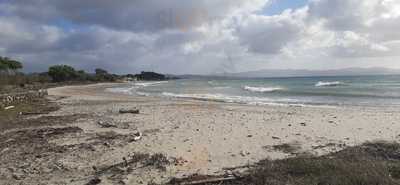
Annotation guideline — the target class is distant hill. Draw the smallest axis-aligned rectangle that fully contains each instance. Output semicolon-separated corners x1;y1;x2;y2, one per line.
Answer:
212;67;400;78
133;71;180;81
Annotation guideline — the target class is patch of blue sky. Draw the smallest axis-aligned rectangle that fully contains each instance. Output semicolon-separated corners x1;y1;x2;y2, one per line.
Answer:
262;0;309;15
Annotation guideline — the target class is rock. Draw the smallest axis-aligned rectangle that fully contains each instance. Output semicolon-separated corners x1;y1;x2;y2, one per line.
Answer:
174;157;188;166
7;167;15;173
12;172;25;180
120;178;129;185
86;177;101;185
272;136;280;140
97;120;117;128
103;142;111;147
119;108;139;114
128;131;142;142
119;122;130;129
240;150;250;157
1;147;9;153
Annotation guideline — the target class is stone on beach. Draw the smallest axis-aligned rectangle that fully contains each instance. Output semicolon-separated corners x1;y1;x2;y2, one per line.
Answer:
4;106;15;110
119;108;139;114
97;120;117;128
128;131;142;142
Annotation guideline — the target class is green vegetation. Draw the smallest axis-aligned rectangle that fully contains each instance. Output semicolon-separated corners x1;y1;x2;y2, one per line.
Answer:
134;71;167;81
0;56;27;91
95;68;117;81
0;56;23;74
48;65;79;82
0;55;175;93
46;65;120;83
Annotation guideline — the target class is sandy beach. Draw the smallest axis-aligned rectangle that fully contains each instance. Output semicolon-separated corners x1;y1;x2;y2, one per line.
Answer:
2;83;400;185
41;83;400;184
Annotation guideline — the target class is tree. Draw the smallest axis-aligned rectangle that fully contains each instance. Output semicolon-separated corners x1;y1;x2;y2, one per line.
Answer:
7;60;23;71
48;65;78;82
134;71;166;81
95;68;108;75
94;68;116;81
76;70;90;81
0;61;6;71
0;56;23;74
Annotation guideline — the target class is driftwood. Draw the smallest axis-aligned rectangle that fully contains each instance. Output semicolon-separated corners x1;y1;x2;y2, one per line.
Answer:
172;176;238;185
222;164;254;171
4;106;15;110
20;112;45;115
119;108;139;114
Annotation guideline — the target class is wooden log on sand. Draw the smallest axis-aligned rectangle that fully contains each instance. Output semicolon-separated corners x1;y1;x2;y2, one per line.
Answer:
119;108;139;114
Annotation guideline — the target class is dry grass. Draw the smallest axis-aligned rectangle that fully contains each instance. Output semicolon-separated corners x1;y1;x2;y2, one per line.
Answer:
0;98;60;129
266;142;302;154
169;141;400;185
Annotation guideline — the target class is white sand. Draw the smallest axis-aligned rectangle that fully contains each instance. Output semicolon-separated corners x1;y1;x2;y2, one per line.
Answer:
47;83;400;183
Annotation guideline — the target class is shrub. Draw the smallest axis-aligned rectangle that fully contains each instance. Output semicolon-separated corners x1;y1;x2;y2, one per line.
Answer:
48;65;78;82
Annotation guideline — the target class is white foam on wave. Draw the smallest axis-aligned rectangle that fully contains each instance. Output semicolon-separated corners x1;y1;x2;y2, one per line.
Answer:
134;81;168;87
105;87;136;95
315;81;344;87
106;81;167;95
208;81;216;85
243;86;284;93
161;92;300;106
136;91;150;96
161;92;338;108
214;86;230;90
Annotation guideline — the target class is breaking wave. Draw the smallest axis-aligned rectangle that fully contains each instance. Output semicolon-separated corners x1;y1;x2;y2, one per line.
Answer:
161;92;299;106
133;81;168;87
243;86;284;93
105;87;136;94
315;81;345;87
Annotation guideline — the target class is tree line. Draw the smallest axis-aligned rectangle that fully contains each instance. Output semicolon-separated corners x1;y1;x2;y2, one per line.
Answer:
0;56;123;90
1;56;171;90
47;65;118;82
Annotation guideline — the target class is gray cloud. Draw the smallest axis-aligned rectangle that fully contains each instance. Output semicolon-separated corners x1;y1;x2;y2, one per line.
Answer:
1;0;400;74
2;0;267;32
235;9;306;54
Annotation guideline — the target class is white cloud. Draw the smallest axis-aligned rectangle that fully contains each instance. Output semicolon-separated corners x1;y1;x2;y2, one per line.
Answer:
1;0;400;74
235;8;307;54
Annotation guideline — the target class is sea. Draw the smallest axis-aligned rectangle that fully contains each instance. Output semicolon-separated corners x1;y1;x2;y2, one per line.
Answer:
107;75;400;107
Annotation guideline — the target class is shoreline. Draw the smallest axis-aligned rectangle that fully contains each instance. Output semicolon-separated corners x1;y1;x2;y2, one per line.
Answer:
49;83;400;164
2;83;400;184
103;81;400;110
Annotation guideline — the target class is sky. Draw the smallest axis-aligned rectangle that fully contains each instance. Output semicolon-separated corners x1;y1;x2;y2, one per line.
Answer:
1;0;400;75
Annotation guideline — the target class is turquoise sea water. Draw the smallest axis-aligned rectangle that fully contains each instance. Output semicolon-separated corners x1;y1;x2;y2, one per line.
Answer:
107;75;400;107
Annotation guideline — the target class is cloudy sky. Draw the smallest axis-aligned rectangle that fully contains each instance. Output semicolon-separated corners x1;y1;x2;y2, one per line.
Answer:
1;0;400;74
